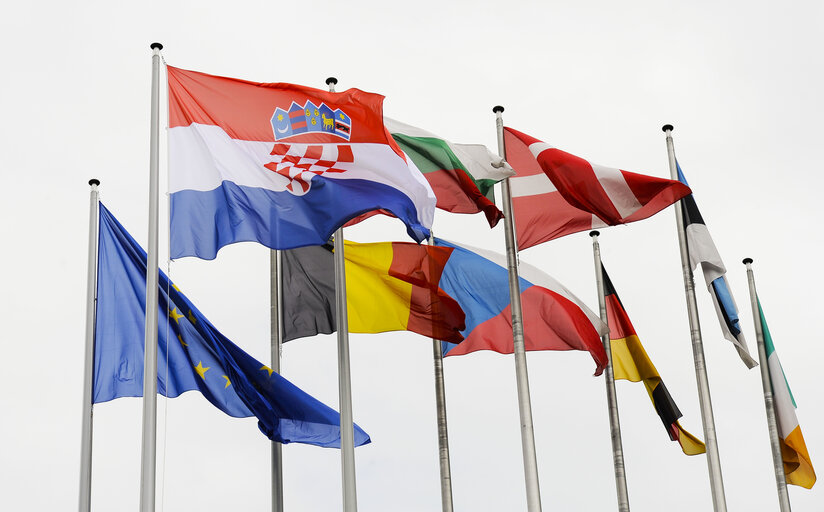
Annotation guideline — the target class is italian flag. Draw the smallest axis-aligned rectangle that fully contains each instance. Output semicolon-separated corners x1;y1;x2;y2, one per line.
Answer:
385;118;513;227
760;300;816;488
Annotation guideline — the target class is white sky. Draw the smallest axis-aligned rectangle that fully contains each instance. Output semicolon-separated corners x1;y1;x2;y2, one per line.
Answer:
2;0;822;510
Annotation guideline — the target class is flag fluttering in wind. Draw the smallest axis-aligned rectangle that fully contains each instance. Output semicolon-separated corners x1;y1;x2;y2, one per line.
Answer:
94;203;370;448
435;239;609;376
504;127;691;250
677;163;757;368
757;300;816;488
602;265;705;455
385;117;512;227
281;241;466;343
167;66;436;259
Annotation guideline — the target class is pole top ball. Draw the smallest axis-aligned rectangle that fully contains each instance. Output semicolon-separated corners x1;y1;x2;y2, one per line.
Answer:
662;124;674;133
589;230;600;237
743;257;753;265
326;77;338;86
89;178;100;187
150;42;163;50
492;105;505;114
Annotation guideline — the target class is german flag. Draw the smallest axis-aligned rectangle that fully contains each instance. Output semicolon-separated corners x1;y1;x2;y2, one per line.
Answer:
602;265;706;455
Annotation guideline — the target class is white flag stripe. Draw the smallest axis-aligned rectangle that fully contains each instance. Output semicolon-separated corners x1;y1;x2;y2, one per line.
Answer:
769;355;800;437
528;141;555;156
685;223;726;285
590;163;643;218
509;173;558;197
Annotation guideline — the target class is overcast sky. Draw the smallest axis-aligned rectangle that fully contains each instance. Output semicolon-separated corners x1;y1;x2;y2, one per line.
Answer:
2;1;822;510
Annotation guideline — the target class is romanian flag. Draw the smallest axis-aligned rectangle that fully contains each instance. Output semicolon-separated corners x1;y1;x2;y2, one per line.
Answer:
281;241;466;344
602;265;706;455
758;300;816;488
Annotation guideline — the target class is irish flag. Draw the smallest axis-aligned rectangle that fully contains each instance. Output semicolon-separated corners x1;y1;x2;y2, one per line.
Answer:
167;66;436;260
759;300;816;488
385;118;513;227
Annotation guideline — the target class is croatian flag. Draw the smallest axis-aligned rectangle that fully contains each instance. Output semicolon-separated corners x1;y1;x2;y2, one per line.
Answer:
167;66;436;260
435;239;609;375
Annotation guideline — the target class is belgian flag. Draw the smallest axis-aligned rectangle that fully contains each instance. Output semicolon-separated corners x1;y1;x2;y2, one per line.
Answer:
602;265;706;455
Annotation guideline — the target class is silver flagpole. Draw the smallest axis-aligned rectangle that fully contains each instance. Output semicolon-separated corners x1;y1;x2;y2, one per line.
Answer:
79;178;100;512
327;76;358;512
270;249;284;512
589;231;630;512
493;106;543;512
662;124;727;512
742;258;792;512
428;233;454;512
139;42;163;512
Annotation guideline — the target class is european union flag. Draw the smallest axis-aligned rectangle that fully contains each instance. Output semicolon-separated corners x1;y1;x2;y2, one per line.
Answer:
93;203;370;448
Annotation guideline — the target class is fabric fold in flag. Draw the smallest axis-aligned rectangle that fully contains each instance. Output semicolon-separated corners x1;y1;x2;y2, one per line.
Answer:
281;241;466;344
758;299;816;488
435;238;609;376
167;65;436;259
504;126;691;250
602;264;705;455
94;203;370;448
386;118;512;227
677;163;757;368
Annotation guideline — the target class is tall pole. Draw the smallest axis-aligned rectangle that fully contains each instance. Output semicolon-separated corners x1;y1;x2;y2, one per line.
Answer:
327;76;358;512
493;106;543;512
79;179;100;512
662;124;727;512
428;234;454;512
589;231;630;512
270;250;284;512
742;258;792;512
140;42;163;512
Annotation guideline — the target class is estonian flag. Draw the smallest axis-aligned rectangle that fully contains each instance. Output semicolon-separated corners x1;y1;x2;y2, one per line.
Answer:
678;163;757;369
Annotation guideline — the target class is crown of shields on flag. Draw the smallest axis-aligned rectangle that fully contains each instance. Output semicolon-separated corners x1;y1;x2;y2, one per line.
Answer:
271;100;352;141
264;143;355;195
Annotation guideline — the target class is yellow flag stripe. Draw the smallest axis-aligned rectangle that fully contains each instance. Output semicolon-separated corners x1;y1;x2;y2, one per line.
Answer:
782;425;817;488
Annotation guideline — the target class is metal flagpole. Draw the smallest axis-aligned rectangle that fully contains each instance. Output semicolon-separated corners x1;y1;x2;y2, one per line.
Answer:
327;76;358;512
589;231;630;512
140;42;163;512
493;106;543;512
79;178;100;512
270;249;284;512
742;258;792;512
428;233;454;512
662;124;727;512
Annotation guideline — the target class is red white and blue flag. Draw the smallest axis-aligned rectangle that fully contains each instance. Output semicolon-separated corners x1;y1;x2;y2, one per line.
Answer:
167;66;435;260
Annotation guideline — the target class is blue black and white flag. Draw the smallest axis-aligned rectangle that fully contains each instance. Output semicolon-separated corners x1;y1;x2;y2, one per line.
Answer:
93;203;371;447
677;163;757;368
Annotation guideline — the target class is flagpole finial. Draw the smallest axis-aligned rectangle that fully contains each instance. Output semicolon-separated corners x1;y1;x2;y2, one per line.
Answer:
89;178;100;187
589;230;600;237
662;124;674;133
493;105;505;114
150;42;163;51
743;257;753;265
326;77;338;86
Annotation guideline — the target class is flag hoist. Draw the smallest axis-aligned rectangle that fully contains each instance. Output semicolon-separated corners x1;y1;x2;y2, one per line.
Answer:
589;231;630;512
493;106;543;512
662;125;727;512
270;248;284;512
140;42;163;512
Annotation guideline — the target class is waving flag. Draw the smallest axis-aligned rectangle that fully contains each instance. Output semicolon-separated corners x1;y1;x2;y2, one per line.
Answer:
280;241;465;343
435;239;608;375
167;66;436;259
504;127;691;249
94;204;370;448
758;300;816;488
677;163;757;368
385;118;512;227
602;265;705;455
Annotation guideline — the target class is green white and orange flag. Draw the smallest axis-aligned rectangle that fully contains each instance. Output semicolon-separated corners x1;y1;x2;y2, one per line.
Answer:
759;300;816;488
385;118;513;227
603;265;706;455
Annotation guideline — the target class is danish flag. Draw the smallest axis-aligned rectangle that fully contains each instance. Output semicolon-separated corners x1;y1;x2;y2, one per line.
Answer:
264;143;355;194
